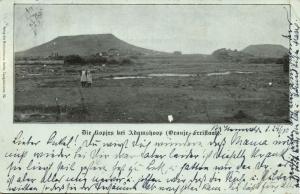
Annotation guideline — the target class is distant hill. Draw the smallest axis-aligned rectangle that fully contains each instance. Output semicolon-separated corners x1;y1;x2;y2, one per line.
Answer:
242;44;289;58
15;34;166;57
212;48;253;62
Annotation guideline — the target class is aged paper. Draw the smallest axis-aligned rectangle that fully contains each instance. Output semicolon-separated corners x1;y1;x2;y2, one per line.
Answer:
0;0;299;193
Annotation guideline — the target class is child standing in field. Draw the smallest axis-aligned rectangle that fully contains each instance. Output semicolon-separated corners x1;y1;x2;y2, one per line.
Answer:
80;69;87;87
87;70;92;87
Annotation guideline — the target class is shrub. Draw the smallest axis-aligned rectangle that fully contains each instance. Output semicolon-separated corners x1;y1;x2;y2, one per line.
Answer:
64;55;85;64
107;59;119;64
129;55;139;59
84;55;107;64
121;58;132;65
277;54;289;72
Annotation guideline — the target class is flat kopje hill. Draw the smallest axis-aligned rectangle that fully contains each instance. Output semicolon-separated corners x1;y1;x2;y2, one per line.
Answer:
16;34;166;57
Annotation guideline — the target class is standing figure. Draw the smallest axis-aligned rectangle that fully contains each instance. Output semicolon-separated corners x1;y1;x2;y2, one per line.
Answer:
87;70;92;88
80;69;87;87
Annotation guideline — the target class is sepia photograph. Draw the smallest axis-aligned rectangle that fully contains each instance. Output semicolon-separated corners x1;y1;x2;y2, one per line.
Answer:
14;4;290;123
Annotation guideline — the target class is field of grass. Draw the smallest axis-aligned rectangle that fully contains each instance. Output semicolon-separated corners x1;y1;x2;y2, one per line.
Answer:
14;55;289;123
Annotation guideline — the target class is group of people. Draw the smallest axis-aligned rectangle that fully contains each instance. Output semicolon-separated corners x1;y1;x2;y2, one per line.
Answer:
80;69;92;88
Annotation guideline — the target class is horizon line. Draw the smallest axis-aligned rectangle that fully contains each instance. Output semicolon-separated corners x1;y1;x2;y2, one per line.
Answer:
15;33;289;55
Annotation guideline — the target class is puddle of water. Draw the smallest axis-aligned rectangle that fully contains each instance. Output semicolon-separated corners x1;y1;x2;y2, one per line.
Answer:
206;71;253;76
235;71;253;74
207;71;231;76
28;73;42;76
104;71;253;80
17;111;68;122
105;73;196;80
148;73;196;77
104;76;151;80
18;112;54;121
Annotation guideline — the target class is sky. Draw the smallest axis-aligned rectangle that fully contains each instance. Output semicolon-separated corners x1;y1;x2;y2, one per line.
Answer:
14;4;290;54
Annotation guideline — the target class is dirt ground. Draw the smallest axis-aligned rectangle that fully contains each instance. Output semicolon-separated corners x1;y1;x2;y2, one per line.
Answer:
14;56;289;123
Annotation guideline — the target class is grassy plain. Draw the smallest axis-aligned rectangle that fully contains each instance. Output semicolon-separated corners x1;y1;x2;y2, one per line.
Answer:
14;55;289;123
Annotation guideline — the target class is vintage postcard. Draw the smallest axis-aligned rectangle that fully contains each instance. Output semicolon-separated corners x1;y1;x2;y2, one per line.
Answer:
13;3;291;123
0;0;299;193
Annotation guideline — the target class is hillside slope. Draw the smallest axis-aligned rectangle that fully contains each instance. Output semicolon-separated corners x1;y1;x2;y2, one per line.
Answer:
16;34;166;57
242;44;288;58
